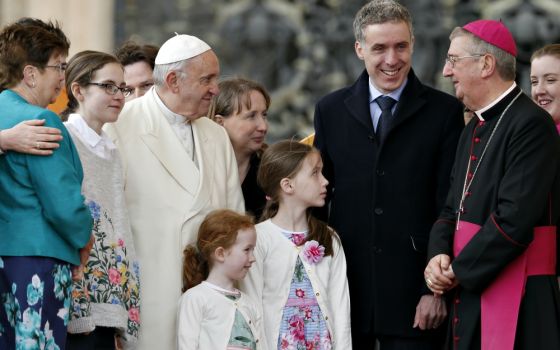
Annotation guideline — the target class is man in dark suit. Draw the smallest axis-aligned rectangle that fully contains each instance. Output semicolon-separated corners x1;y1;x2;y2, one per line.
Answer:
313;1;464;349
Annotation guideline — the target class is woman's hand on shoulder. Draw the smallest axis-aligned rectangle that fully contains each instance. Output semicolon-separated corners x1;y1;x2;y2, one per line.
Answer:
0;119;62;155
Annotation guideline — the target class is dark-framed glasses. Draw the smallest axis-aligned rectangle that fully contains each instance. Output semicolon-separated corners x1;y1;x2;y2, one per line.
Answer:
88;82;133;97
44;63;68;74
445;54;484;68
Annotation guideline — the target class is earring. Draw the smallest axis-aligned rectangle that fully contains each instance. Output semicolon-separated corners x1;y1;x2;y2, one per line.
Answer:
31;75;35;88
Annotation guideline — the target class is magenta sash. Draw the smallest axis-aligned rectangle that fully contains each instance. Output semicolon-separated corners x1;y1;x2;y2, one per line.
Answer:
453;221;556;350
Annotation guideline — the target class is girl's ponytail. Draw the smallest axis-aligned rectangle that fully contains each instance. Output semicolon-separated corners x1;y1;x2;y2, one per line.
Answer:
259;198;279;222
60;98;78;121
182;244;208;292
307;210;337;257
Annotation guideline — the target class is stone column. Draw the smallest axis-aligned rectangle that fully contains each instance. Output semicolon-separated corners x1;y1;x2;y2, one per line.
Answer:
0;0;114;55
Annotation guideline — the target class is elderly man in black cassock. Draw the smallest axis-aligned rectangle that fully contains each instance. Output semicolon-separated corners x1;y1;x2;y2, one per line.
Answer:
425;19;560;350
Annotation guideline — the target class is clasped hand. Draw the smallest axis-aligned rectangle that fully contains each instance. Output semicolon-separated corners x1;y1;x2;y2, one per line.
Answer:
424;254;458;295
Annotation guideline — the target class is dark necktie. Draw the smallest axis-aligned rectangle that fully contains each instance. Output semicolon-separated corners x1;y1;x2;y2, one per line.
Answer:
376;96;396;144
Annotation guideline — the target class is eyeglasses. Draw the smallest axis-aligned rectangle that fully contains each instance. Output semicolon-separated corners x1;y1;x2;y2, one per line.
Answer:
445;54;484;68
44;63;68;74
87;82;133;97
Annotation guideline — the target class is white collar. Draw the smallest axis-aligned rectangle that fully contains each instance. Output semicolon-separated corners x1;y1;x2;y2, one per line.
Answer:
66;113;116;152
152;87;190;125
474;82;517;121
368;77;407;103
202;281;240;296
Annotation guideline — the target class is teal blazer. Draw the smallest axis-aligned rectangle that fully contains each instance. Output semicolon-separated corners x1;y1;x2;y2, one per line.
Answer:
0;90;92;265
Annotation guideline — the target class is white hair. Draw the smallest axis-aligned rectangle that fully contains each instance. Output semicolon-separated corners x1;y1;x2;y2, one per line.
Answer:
152;59;189;87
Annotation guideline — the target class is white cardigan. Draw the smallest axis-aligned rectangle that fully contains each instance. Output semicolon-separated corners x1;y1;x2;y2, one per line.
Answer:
177;282;265;350
240;219;352;350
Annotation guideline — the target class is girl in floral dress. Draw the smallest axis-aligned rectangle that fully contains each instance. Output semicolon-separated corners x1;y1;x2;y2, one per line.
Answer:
178;209;264;350
240;140;352;350
61;51;140;349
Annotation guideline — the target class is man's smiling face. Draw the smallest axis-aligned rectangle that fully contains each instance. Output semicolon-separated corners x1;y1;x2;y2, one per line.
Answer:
355;20;413;94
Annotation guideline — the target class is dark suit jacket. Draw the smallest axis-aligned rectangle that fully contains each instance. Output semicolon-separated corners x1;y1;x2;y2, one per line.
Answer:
313;69;464;337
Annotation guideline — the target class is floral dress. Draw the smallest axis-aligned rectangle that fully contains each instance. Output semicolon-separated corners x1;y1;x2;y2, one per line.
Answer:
0;256;73;350
277;231;332;350
218;289;257;350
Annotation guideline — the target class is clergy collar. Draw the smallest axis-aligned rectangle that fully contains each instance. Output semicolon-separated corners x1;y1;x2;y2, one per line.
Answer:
474;82;517;121
368;77;407;103
152;87;190;125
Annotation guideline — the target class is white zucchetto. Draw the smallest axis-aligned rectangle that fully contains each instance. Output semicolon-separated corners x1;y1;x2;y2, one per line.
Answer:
155;34;211;65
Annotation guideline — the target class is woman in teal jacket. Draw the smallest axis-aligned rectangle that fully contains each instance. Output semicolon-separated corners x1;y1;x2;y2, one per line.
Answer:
0;19;92;350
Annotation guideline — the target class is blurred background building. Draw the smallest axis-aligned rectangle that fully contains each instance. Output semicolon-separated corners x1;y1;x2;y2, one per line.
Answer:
1;0;559;139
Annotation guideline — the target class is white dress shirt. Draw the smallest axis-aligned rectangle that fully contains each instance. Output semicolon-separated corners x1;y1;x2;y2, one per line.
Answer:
368;78;407;131
65;113;116;159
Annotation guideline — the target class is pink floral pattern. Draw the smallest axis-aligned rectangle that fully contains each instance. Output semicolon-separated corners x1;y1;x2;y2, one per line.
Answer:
303;307;313;320
70;200;140;339
302;241;325;265
289;315;305;340
128;307;139;323
291;233;306;246
108;268;121;285
278;229;332;350
279;334;297;350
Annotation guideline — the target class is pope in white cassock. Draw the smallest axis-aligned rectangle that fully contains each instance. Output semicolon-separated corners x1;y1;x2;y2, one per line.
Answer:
105;34;244;350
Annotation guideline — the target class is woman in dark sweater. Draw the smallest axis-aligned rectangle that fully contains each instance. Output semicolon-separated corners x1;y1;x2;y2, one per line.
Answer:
208;78;270;219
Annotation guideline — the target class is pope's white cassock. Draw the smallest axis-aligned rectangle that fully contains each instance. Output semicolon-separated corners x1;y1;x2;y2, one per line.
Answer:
105;87;244;350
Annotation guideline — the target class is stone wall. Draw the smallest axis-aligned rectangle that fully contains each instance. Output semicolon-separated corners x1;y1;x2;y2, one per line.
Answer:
3;0;557;139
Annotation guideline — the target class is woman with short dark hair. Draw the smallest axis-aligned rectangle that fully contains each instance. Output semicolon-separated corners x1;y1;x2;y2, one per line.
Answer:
208;78;270;219
0;19;92;349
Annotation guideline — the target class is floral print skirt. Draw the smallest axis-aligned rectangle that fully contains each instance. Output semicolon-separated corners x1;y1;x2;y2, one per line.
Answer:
277;258;332;350
0;256;73;350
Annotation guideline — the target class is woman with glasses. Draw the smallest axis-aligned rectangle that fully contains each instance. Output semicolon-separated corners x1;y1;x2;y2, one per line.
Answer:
61;50;141;350
0;19;93;349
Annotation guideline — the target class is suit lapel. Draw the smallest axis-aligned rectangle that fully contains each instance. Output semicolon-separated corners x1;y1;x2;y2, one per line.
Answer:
187;119;213;216
388;70;426;134
139;104;199;195
344;70;374;133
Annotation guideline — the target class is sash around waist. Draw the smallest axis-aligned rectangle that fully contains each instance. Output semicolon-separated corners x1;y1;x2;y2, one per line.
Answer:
453;221;556;276
453;220;556;350
285;297;319;307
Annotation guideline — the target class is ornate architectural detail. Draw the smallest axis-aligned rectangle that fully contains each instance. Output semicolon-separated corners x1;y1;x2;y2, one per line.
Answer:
115;0;560;139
